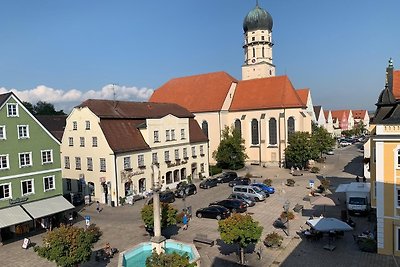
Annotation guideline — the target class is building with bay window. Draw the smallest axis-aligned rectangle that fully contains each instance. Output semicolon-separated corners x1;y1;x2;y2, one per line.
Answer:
61;99;208;207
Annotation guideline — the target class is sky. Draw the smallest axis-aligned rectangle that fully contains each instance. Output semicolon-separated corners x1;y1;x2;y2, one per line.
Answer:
1;0;399;113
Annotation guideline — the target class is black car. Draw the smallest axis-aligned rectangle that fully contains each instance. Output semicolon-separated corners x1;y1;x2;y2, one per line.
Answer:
196;205;231;220
216;171;238;183
199;178;218;189
210;199;247;213
228;177;251;187
147;191;175;204
174;183;197;198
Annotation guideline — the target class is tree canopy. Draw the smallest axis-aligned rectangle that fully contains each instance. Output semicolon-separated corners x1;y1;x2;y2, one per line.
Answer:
34;224;101;267
22;101;66;115
311;125;335;157
285;131;318;168
218;213;263;264
212;126;248;170
146;250;196;267
141;203;178;229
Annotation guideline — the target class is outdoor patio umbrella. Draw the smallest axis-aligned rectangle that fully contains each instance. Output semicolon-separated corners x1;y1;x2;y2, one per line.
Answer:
306;217;353;251
306;217;353;232
310;196;338;215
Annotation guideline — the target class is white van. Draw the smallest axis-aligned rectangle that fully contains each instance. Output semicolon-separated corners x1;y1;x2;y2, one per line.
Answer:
232;185;266;202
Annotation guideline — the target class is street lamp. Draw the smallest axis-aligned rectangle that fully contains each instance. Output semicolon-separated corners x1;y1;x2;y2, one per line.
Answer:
283;200;290;236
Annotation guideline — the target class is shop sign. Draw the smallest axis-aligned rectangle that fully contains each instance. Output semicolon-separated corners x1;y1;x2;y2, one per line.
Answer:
9;196;29;205
121;170;145;183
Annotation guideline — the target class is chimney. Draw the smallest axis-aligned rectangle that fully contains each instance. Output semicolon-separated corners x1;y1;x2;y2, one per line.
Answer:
386;58;394;92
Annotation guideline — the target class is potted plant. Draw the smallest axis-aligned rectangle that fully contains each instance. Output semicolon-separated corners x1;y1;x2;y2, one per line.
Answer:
263;178;272;186
321;178;330;190
264;232;283;248
280;211;295;221
310;167;320;173
286;178;295;187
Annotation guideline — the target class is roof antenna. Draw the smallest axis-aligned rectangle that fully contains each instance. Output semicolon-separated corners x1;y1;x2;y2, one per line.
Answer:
112;83;117;109
256;0;259;7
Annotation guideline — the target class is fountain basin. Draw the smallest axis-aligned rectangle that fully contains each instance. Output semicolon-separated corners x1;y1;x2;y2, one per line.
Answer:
118;239;201;267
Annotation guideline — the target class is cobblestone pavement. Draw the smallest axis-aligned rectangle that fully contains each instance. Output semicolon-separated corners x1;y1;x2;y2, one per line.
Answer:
1;145;399;267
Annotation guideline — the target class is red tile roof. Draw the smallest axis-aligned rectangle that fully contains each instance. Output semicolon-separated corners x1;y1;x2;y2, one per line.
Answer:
189;118;208;143
330;110;350;120
77;99;194;119
296;88;310;106
77;99;207;153
352;110;367;120
36;115;67;141
393;70;400;99
150;71;237;113
229;75;305;111
100;119;150;153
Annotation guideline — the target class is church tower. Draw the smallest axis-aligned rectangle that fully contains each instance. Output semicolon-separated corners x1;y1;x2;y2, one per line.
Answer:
242;2;275;80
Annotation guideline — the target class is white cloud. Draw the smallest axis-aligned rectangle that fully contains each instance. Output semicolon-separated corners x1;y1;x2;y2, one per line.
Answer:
0;84;154;113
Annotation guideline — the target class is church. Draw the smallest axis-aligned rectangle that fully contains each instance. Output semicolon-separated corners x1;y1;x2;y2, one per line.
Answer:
150;3;312;167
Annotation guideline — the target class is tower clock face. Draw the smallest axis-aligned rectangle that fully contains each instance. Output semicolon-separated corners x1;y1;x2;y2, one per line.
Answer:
252;59;256;63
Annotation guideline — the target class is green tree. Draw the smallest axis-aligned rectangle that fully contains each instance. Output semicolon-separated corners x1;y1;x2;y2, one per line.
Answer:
218;213;263;264
311;125;335;157
146;250;196;267
35;101;66;115
22;101;35;114
22;101;66;115
212;126;248;170
141;203;178;229
285;132;319;168
34;224;101;267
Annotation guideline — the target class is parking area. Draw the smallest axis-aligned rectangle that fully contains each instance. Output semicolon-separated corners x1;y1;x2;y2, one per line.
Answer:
1;145;400;266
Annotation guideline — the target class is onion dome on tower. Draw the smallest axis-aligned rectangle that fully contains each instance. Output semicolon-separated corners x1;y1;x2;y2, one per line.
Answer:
243;3;273;32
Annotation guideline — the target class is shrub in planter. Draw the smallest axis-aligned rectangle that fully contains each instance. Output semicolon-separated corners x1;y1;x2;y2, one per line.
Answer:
280;211;295;221
263;178;272;186
86;224;102;242
286;179;295;187
310;167;320;173
321;178;330;190
264;232;283;248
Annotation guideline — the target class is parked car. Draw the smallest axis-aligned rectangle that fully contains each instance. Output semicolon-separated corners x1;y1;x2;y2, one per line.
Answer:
228;177;251;187
251;183;275;194
216;171;238;183
326;150;334;155
174;183;197;198
228;193;256;207
199;178;218;189
146;191;175;204
196;205;231;220
232;185;266;201
210;199;247;213
340;140;352;147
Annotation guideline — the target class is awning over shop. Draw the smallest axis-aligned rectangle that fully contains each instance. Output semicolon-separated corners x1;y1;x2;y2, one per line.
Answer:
0;205;32;228
22;195;74;219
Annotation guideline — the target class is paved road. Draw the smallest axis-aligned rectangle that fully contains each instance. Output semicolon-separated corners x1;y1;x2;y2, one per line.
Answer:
1;143;399;267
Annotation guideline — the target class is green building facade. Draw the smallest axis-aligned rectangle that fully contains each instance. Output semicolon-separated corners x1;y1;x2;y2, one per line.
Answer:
0;92;73;242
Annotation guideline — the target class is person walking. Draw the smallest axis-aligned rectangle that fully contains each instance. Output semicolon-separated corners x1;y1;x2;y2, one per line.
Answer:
182;213;188;230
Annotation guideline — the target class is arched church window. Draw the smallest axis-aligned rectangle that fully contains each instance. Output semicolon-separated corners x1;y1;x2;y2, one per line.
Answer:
201;121;208;137
253;48;255;57
234;119;241;136
269;118;277;145
287;117;295;136
251;119;259;145
262;47;265;58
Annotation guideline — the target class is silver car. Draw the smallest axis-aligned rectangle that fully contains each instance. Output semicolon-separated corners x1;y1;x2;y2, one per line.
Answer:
228;193;256;207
